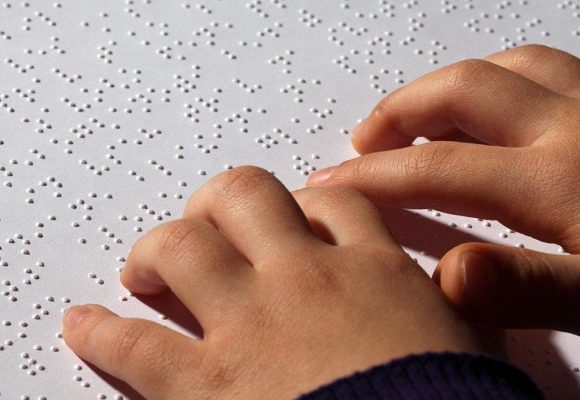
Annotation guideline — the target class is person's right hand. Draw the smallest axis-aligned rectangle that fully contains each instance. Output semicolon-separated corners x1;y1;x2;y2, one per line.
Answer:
307;44;580;335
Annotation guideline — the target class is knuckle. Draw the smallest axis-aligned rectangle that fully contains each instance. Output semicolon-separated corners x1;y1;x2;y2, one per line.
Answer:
299;256;341;292
197;348;240;392
442;59;491;92
508;44;552;69
211;166;273;199
154;220;204;260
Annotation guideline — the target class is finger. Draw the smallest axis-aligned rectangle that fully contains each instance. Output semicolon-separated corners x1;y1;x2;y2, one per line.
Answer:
292;187;394;246
63;304;201;400
183;166;315;264
351;59;568;154
433;243;580;335
121;219;252;327
485;44;580;98
309;142;528;226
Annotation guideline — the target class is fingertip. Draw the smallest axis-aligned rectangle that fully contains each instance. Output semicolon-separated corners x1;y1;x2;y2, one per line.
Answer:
62;304;116;353
437;243;500;318
351;119;369;154
351;120;416;154
306;166;335;187
436;247;467;306
63;305;93;331
120;266;168;296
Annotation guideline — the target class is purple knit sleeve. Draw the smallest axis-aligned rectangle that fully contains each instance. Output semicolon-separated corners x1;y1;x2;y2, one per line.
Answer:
300;352;544;400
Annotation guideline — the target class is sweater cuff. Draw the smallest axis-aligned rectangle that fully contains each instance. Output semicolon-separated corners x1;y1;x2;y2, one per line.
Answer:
300;352;544;400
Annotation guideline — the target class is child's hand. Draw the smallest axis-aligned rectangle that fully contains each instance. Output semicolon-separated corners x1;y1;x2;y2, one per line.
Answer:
62;167;487;400
307;44;580;334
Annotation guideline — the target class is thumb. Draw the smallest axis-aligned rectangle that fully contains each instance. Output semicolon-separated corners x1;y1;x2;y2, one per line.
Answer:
433;243;580;335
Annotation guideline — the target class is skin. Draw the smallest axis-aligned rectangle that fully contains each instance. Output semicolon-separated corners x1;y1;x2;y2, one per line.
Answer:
62;167;490;399
307;44;580;334
61;44;579;398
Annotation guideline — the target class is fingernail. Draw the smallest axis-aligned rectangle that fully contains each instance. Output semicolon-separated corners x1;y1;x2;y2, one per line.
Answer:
307;166;335;186
352;119;366;139
461;252;497;310
64;305;92;330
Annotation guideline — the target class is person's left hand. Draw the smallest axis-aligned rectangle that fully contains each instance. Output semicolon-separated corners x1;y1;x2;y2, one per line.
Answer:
62;166;489;400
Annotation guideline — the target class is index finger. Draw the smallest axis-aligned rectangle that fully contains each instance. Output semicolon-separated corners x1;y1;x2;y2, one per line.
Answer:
352;59;567;154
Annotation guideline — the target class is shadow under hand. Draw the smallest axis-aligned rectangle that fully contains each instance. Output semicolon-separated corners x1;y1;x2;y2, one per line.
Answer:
136;291;204;339
87;362;146;400
378;207;490;259
507;329;580;400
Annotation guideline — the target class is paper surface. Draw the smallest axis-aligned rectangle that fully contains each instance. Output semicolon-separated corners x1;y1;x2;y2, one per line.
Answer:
0;1;579;399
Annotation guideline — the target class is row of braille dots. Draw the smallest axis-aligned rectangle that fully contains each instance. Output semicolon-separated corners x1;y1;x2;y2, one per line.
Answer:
30;175;60;204
0;29;12;40
2;279;18;302
122;212;173;234
370;68;398;93
138;203;172;223
192;23;235;47
413;39;447;65
233;78;261;94
6;233;32;255
23;117;54;135
12;87;37;103
72;363;92;389
379;1;396;17
267;50;294;74
174;73;199;94
299;9;322;28
88;272;104;285
19;351;46;376
247;0;270;18
327;23;371;47
30;10;57;28
98;42;117;64
271;0;287;9
408;12;427;32
79;157;116;176
440;0;460;14
156;44;188;61
224;108;267;132
258;22;283;38
149;158;174;175
557;0;580;13
309;105;333;120
3;160;45;190
0;92;15;113
23;36;65;55
279;78;322;102
61;96;91;113
427;209;533;249
174;140;223;160
182;2;212;14
183;98;219;123
256;128;298;148
20;118;52;135
99;225;123;249
292;154;319;176
334;55;357;74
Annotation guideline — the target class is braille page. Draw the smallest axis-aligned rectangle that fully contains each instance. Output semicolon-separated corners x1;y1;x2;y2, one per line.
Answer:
0;1;579;399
